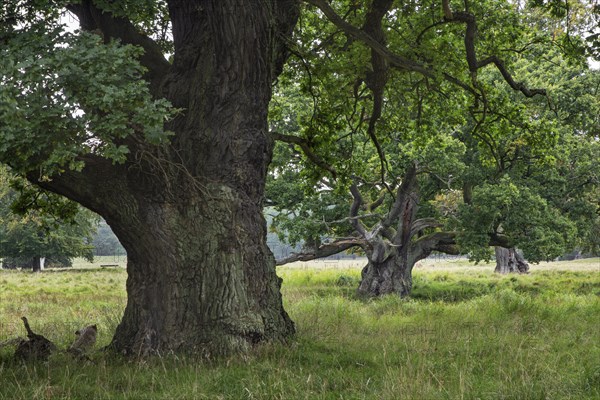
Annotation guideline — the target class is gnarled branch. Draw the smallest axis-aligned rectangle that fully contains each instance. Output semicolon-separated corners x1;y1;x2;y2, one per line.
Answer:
410;218;443;237
445;9;546;98
275;238;366;265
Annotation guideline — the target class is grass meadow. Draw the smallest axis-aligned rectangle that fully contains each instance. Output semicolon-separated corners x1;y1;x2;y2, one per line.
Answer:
0;256;599;399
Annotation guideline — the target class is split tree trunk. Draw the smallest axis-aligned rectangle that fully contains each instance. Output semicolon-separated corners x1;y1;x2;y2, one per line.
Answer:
357;237;433;297
494;247;529;274
358;253;414;297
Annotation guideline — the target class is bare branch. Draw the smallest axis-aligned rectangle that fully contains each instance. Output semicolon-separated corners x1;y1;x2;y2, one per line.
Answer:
275;238;366;265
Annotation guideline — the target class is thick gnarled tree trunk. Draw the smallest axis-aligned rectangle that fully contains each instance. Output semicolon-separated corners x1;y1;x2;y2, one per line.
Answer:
358;247;413;297
32;0;299;356
352;166;458;298
109;185;294;356
356;230;456;297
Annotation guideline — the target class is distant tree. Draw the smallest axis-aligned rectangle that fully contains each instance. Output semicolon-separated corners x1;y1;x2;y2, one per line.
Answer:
0;167;98;272
92;220;126;257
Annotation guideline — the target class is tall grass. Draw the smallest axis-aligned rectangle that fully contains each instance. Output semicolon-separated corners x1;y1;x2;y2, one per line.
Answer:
0;258;599;399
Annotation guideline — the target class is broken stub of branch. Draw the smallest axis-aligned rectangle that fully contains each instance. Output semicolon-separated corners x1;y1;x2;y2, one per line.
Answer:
14;316;57;361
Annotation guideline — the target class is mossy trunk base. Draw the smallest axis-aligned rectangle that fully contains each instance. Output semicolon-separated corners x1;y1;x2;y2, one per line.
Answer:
357;256;412;297
108;185;294;357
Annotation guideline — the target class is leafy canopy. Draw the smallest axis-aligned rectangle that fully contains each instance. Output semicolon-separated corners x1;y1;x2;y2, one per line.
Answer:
0;4;175;177
267;0;599;263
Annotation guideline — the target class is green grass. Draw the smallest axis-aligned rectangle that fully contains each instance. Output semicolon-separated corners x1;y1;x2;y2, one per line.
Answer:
0;258;599;399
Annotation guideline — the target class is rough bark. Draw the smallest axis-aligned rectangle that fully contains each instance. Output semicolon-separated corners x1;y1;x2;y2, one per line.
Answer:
356;156;417;296
32;0;299;357
357;230;459;297
107;187;295;356
358;246;413;297
494;247;529;274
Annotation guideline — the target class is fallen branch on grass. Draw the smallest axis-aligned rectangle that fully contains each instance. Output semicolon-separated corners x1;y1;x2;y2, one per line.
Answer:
1;316;97;362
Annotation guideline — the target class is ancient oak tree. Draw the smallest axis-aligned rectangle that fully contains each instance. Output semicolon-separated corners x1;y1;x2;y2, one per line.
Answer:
267;1;599;295
1;1;299;356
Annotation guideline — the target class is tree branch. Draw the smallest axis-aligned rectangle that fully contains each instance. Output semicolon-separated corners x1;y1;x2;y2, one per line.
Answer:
445;10;546;98
349;183;368;237
361;0;395;194
271;132;338;179
442;0;454;19
411;231;460;260
365;190;386;212
275;238;366;265
67;0;170;96
409;230;515;261
304;0;480;98
410;218;443;237
305;0;545;100
272;0;302;79
304;0;431;76
489;233;513;248
26;155;136;226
